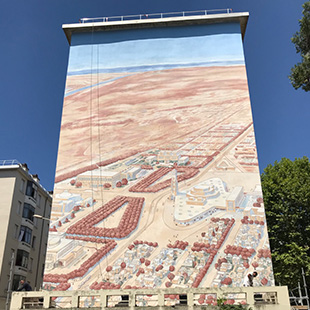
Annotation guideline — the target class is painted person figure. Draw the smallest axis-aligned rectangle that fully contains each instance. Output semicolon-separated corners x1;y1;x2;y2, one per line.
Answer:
243;271;258;287
16;280;32;291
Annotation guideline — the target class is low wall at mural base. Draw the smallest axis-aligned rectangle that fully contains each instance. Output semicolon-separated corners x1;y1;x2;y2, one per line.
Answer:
10;286;290;310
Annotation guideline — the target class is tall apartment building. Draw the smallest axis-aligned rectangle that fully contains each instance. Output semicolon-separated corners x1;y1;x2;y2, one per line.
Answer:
0;160;52;309
45;10;275;293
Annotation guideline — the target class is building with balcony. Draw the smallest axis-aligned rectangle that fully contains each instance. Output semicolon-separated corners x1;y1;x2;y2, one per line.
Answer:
0;160;52;309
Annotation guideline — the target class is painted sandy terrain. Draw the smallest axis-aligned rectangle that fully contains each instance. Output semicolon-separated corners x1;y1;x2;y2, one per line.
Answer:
56;66;251;179
45;65;273;298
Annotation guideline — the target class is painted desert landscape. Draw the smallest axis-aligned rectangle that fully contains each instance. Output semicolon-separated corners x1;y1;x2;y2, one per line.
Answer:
45;64;273;303
56;65;252;180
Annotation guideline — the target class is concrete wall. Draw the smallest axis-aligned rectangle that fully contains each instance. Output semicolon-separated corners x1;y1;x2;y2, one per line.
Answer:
10;286;291;310
45;13;274;294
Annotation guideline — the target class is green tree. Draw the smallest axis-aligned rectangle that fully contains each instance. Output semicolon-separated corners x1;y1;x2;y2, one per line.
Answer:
289;1;310;92
261;157;310;288
215;299;252;309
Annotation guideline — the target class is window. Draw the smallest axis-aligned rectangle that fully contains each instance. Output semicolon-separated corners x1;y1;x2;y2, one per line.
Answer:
12;275;25;291
37;194;41;208
20;179;25;193
9;249;15;265
22;203;35;222
19;226;32;244
16;249;29;268
26;181;37;200
47;206;51;217
16;201;22;216
29;258;33;272
14;225;19;239
32;236;36;249
33;216;38;227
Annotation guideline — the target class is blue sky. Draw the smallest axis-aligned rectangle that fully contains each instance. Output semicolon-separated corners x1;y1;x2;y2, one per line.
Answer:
0;0;309;190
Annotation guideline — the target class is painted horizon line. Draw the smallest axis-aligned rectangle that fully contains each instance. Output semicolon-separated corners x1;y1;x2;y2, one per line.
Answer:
67;59;245;76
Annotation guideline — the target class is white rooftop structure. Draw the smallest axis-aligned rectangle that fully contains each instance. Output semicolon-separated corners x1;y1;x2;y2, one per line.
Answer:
62;10;249;45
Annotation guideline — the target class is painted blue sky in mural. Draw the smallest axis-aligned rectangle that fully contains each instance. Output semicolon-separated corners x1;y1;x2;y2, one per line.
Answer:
68;33;244;73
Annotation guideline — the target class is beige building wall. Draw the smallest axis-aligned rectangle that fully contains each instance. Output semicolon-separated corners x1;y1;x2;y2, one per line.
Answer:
0;177;15;282
0;163;52;310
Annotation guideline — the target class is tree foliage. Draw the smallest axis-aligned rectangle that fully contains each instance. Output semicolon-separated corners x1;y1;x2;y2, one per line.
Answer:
289;1;310;92
215;299;252;309
261;157;310;288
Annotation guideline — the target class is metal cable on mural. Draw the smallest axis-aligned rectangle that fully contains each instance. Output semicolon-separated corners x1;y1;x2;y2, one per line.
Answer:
43;12;274;306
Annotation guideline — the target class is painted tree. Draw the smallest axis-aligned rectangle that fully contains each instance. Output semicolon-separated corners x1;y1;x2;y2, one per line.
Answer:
76;181;82;188
104;183;111;189
116;181;122;187
121;178;128;185
289;1;310;91
261;157;310;288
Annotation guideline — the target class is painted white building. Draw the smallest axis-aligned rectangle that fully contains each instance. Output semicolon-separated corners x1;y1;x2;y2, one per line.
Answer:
226;186;244;211
174;178;227;224
77;169;121;187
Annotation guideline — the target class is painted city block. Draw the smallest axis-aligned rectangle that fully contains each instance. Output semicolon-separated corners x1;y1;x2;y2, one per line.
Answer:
44;23;274;297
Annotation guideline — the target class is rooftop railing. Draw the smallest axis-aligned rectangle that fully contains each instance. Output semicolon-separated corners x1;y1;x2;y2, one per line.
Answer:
0;159;51;195
0;159;20;166
79;9;233;24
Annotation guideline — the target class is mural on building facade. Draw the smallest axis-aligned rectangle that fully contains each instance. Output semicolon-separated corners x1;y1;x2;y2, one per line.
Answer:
44;23;274;299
